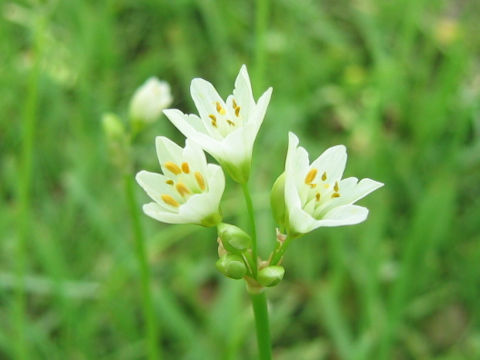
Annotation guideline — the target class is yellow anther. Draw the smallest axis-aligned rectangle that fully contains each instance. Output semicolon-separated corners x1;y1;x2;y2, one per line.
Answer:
334;181;339;192
194;171;206;191
304;168;318;184
209;114;216;121
176;182;191;197
161;194;180;207
232;99;238;109
315;192;321;201
331;193;340;198
181;162;190;174
309;183;317;189
211;119;217;128
321;171;327;181
227;119;235;126
235;106;240;117
165;179;174;185
165;161;182;175
216;101;226;115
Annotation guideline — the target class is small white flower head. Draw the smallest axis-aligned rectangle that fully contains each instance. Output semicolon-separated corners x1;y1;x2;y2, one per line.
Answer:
163;65;273;183
136;136;225;227
281;132;383;236
129;77;173;124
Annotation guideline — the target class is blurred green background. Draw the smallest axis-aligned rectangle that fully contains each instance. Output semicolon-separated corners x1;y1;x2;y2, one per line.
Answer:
1;0;480;359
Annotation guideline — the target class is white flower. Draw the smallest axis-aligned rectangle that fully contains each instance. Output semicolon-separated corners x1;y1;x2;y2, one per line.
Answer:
135;136;225;226
163;65;272;183
129;77;173;124
283;132;383;235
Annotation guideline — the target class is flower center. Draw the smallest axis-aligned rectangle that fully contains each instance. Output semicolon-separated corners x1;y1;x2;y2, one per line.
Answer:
207;98;242;137
160;161;207;208
302;168;342;216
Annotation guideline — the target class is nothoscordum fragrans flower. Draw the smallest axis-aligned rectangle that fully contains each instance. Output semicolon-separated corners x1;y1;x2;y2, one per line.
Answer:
163;65;272;183
280;132;383;235
136;136;225;227
129;77;173;124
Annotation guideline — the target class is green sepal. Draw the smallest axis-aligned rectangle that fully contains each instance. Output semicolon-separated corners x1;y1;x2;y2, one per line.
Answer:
271;173;287;230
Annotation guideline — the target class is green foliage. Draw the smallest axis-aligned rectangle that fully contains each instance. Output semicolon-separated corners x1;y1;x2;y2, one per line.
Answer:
1;0;479;358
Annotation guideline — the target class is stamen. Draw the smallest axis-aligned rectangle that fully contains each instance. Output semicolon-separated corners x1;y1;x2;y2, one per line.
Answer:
226;119;235;126
161;194;180;207
181;162;190;174
334;181;339;192
165;162;182;175
315;192;321;201
211;119;217;128
304;168;318;184
194;171;206;191
309;183;317;189
165;179;174;185
331;193;340;198
216;101;226;115
232;99;238;109
235;106;240;117
209;114;216;121
321;171;327;181
176;182;191;197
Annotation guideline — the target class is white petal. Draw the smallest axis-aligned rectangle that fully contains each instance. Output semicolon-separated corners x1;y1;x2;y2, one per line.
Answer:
164;108;224;159
233;65;255;115
221;127;251;167
341;178;384;205
155;136;184;171
245;87;273;141
190;78;225;121
178;164;225;224
284;132;315;234
313;205;369;227
311;145;347;183
183;138;208;175
135;170;179;205
143;202;188;224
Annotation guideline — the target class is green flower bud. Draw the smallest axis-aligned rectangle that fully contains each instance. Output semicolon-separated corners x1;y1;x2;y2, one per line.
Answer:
217;223;251;253
216;254;247;279
271;173;287;230
258;266;285;287
102;113;125;141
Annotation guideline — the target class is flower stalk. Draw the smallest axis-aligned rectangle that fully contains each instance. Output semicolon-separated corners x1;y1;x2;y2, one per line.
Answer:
124;174;160;360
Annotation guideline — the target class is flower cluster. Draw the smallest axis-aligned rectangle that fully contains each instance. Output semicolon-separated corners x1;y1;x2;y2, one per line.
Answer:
134;65;383;287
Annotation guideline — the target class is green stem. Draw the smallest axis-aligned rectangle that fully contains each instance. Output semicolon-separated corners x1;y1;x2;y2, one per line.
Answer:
270;236;294;265
124;175;160;360
241;183;258;277
241;184;272;359
250;292;272;360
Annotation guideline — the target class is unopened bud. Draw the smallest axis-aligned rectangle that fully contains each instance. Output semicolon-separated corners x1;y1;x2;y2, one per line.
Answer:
270;173;286;229
102;113;125;141
216;254;247;279
258;266;285;287
129;77;172;125
217;223;251;253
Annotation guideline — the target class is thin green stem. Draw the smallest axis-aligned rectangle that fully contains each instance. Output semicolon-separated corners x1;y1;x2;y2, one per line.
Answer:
270;236;294;265
250;292;272;360
124;175;160;360
241;183;258;277
241;183;272;358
